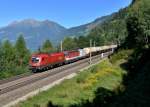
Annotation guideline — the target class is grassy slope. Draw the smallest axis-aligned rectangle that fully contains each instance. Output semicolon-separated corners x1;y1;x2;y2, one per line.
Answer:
16;55;127;107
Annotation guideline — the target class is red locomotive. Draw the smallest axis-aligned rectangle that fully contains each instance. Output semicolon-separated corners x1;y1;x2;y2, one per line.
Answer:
29;52;65;72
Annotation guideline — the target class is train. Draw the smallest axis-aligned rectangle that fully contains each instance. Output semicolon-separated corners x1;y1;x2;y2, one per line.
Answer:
29;45;117;72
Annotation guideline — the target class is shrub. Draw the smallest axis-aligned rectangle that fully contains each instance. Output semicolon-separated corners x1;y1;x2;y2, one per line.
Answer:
76;72;90;83
109;49;133;64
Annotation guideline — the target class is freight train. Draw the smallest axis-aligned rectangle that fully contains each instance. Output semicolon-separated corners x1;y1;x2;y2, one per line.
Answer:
29;45;117;72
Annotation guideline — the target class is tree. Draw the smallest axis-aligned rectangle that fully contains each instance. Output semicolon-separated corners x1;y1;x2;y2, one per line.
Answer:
124;16;139;48
0;40;16;73
141;8;150;47
15;35;30;65
124;3;150;49
2;40;15;61
0;41;4;72
76;36;89;48
87;27;107;46
62;37;77;51
42;39;53;53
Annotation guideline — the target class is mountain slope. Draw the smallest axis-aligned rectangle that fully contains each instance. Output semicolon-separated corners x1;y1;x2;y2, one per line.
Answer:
0;19;67;50
67;14;114;36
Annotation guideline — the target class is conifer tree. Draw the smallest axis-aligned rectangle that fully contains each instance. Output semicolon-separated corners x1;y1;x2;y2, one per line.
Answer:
42;39;53;52
15;35;30;65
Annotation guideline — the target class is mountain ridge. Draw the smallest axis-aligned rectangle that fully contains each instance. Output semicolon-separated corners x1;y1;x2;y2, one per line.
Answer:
0;15;113;50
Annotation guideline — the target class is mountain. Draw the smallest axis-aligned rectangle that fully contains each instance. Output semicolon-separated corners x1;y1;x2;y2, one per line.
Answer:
0;19;67;50
67;14;114;36
0;15;112;50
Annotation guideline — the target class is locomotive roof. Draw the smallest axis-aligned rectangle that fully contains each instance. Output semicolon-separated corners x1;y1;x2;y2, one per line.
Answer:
32;52;64;56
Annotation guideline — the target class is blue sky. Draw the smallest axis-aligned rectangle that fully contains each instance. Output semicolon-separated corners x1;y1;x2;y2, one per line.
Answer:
0;0;132;28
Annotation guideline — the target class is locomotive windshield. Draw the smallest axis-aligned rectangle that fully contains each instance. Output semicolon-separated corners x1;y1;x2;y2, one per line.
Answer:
32;57;40;63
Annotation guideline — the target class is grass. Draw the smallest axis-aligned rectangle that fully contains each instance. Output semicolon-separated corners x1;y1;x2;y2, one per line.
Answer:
16;58;126;107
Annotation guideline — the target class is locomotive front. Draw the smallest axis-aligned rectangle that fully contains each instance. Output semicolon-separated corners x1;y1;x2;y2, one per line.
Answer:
29;54;43;72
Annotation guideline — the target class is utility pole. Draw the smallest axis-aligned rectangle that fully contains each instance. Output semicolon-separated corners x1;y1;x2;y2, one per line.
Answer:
90;39;92;65
93;41;96;47
60;40;63;52
38;46;41;53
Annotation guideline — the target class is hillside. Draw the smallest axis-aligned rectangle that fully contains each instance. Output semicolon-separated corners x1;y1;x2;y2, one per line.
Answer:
67;14;114;36
107;0;150;106
87;0;150;47
0;19;67;50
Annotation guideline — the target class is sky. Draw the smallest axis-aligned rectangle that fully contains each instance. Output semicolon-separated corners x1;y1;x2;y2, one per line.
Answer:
0;0;132;28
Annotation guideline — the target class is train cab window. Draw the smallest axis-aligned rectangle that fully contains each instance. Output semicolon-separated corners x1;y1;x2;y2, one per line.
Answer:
32;57;40;63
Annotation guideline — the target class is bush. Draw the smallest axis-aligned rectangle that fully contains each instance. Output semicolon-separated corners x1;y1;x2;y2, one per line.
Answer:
76;72;87;83
109;49;133;64
0;66;29;79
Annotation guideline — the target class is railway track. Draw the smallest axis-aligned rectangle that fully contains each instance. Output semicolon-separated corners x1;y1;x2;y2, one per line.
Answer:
0;51;112;107
0;56;91;95
0;73;33;85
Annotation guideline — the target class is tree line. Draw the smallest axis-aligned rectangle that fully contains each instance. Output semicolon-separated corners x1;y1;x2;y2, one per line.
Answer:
0;35;30;78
